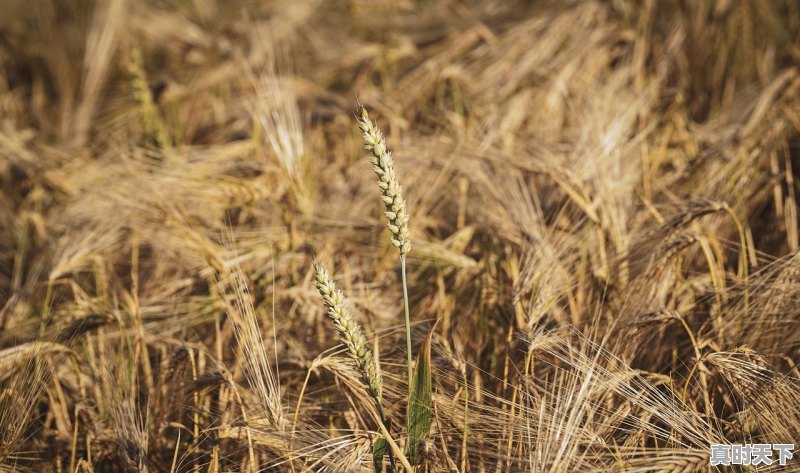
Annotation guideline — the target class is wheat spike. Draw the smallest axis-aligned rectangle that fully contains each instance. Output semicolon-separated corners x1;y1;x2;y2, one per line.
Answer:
357;107;411;255
313;263;382;401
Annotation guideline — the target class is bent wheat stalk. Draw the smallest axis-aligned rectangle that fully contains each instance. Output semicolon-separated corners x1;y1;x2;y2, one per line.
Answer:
356;107;414;391
313;263;396;470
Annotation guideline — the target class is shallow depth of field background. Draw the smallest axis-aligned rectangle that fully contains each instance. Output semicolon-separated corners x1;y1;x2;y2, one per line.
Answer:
1;1;800;471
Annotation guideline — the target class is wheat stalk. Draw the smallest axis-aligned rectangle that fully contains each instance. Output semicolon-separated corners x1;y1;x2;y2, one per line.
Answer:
356;107;415;392
313;262;382;401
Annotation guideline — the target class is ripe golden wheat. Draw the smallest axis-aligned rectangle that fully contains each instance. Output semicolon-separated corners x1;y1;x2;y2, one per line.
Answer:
1;1;800;472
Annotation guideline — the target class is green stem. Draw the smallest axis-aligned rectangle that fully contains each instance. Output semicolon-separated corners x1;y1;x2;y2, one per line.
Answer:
376;402;396;472
400;255;413;392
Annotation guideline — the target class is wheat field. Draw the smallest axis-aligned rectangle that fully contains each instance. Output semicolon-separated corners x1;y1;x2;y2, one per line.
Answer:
2;0;800;471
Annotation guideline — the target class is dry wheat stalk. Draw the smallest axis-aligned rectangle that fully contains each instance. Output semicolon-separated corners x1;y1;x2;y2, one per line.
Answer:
313;262;383;401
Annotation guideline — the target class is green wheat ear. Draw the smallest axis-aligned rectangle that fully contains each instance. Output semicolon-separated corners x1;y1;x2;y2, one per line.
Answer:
356;107;411;255
313;262;383;401
356;106;415;396
313;262;397;471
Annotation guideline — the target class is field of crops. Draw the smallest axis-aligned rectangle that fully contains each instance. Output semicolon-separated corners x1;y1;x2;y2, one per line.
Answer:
1;1;800;471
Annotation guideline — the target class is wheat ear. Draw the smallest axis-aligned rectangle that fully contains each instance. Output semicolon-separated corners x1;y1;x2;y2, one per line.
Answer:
356;107;414;392
313;263;383;401
357;107;411;255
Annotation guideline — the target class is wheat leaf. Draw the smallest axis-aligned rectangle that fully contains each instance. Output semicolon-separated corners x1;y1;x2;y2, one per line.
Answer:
405;319;439;467
373;435;387;473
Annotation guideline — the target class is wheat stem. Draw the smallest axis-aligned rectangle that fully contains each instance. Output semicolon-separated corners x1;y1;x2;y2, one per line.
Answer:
401;255;413;391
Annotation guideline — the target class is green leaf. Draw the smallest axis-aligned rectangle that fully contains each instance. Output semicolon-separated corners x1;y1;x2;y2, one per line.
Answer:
373;435;387;473
405;319;439;467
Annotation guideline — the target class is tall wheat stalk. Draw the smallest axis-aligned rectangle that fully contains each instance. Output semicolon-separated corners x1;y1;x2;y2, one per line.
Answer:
356;107;413;390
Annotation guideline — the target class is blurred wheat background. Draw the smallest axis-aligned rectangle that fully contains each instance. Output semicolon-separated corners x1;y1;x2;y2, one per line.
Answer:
2;0;800;471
